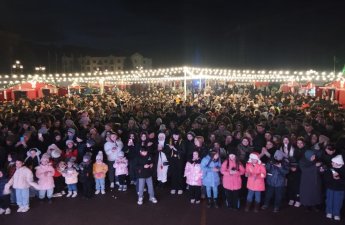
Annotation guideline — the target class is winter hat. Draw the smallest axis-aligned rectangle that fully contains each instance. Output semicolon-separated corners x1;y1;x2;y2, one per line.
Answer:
274;150;285;161
96;151;103;161
332;155;344;166
86;139;95;146
47;144;60;155
66;140;75;146
187;131;196;138
248;152;261;164
41;153;50;161
304;150;315;161
83;152;92;162
67;128;76;135
38;127;48;134
51;149;62;159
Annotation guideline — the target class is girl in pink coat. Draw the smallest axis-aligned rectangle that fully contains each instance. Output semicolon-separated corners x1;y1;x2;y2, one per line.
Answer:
114;151;128;191
245;152;266;212
34;154;55;202
184;150;203;204
221;151;245;210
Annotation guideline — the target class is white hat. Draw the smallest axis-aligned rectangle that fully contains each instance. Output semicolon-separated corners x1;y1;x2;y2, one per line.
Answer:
332;155;344;166
248;152;261;164
51;149;62;159
96;151;103;161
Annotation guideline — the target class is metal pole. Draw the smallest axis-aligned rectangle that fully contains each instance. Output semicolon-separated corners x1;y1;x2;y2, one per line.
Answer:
184;70;187;101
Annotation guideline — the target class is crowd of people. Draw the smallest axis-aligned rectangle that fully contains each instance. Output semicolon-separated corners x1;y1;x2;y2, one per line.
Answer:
0;84;344;221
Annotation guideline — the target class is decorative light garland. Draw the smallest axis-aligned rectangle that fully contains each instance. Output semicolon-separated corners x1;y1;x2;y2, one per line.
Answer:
0;67;343;88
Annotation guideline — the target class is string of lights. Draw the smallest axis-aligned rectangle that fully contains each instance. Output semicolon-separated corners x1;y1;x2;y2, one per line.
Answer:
0;67;344;88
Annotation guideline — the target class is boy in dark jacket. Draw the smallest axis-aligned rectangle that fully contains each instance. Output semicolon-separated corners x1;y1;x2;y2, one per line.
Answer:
135;148;158;205
78;153;94;198
261;150;289;212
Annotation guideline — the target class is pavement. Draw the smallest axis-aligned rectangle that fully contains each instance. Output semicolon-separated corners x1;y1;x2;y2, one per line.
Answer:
1;186;340;225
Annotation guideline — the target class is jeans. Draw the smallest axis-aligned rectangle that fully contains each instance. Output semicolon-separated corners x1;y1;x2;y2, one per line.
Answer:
326;189;345;217
264;186;285;208
138;177;155;199
10;188;16;204
247;190;261;203
205;185;218;198
67;183;77;192
15;188;30;207
38;188;54;199
95;178;105;191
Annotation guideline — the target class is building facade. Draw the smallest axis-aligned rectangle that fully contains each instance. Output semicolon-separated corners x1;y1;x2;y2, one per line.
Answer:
62;53;152;73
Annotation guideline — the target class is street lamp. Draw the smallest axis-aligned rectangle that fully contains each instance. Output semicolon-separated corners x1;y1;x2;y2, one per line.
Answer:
11;60;24;74
35;66;46;74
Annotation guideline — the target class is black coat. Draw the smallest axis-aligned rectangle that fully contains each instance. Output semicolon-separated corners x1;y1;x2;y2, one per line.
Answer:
299;158;322;206
135;154;153;179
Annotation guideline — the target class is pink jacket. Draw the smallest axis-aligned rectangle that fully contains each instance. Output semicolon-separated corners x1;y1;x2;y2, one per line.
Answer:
184;161;202;186
35;164;55;190
245;162;266;191
114;157;128;176
62;169;79;184
7;166;33;189
221;160;245;191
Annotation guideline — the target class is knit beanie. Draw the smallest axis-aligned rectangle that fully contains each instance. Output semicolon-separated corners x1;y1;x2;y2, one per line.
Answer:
332;155;344;167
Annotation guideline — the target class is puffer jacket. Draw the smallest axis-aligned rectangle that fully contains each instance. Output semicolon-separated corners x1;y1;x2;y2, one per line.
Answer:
265;161;289;187
35;164;55;190
184;160;203;186
114;157;128;176
201;155;221;187
246;162;266;191
221;159;245;190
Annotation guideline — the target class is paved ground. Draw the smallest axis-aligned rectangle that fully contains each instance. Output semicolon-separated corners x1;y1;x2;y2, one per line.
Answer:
1;186;340;225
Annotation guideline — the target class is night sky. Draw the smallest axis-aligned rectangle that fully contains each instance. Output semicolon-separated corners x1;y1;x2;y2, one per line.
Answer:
0;0;345;71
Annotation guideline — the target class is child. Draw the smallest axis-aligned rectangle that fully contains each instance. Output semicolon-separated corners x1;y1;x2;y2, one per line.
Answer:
323;155;345;221
62;160;79;198
114;151;128;191
245;152;266;212
201;150;221;208
0;169;11;215
64;140;78;162
261;150;289;213
93;151;108;195
135;148;158;205
78;153;94;198
34;153;55;203
184;150;203;204
221;151;245;210
6;157;34;213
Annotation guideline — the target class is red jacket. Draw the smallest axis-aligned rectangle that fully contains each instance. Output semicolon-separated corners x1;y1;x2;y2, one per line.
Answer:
245;162;266;191
221;160;245;191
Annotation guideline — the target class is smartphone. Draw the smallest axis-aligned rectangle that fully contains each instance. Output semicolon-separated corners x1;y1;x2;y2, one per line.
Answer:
20;136;24;142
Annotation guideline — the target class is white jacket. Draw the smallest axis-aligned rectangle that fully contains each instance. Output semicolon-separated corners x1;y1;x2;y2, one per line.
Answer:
104;140;124;161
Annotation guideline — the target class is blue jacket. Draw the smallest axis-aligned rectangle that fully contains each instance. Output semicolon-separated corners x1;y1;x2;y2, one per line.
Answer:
265;162;289;187
201;155;221;187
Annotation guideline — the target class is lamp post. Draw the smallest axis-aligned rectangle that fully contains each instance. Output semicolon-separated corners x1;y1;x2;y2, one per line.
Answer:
35;66;46;74
11;60;24;74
